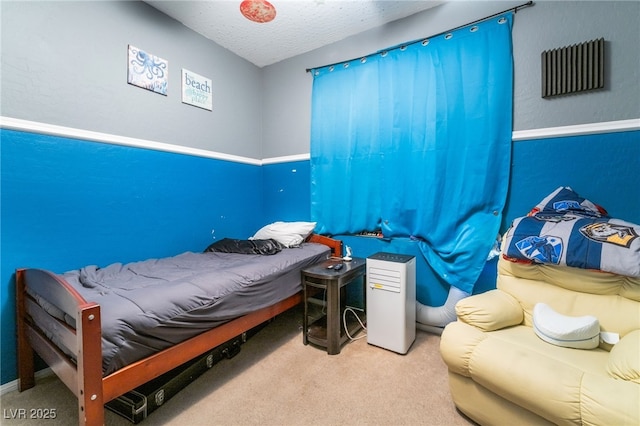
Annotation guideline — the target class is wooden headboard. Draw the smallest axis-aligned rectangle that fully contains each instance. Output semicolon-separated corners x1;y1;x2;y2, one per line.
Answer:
308;234;342;258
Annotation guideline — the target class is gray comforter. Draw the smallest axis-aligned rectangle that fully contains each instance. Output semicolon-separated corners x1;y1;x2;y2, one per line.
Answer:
60;242;329;375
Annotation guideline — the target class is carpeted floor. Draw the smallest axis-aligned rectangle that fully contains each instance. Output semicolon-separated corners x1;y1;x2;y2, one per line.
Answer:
1;306;474;425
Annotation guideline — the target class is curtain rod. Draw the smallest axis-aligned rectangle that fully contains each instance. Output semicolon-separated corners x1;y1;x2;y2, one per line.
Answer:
305;0;534;73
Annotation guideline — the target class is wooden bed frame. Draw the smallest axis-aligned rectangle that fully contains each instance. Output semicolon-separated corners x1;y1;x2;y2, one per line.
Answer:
15;234;341;426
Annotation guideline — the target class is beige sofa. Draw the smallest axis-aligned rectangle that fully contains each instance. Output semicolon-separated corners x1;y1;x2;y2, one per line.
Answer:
440;256;640;425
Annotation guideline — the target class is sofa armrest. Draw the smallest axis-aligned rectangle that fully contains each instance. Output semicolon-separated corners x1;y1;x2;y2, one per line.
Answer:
455;289;523;331
607;329;640;384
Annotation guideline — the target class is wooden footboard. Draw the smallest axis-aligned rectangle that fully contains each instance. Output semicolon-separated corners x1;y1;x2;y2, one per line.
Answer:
16;268;104;425
15;234;340;426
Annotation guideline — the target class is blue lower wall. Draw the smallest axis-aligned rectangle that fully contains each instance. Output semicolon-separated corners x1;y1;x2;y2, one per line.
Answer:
262;161;312;224
1;128;638;385
0;129;262;384
504;130;640;228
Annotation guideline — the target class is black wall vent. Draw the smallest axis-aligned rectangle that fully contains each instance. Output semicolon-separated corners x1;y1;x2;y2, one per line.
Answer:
541;38;604;98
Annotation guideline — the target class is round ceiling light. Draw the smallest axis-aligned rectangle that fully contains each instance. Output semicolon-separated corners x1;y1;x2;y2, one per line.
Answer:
240;0;277;23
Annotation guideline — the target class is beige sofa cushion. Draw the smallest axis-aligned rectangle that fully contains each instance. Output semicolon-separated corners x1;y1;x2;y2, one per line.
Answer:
607;329;640;384
498;256;640;301
441;321;637;425
581;371;640;425
455;289;523;331
498;262;640;348
441;251;640;426
439;320;486;377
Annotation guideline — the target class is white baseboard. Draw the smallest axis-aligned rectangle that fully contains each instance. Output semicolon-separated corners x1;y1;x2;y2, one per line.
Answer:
0;368;54;396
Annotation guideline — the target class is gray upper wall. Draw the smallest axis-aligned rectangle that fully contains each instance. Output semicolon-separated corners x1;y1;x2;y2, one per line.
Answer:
2;1;638;160
1;0;263;158
262;0;640;158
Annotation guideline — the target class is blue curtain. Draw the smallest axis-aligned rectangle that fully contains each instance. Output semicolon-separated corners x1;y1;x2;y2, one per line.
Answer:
310;14;514;293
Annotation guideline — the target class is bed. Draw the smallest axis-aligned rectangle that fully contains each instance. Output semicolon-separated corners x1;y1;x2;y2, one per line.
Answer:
15;232;342;426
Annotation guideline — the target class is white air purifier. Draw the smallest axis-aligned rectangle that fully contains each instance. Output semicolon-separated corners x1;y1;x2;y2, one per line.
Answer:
366;252;416;354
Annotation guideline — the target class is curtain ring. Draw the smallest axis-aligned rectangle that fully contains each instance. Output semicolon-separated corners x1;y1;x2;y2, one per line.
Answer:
421;39;429;46
470;26;479;32
328;66;334;72
343;62;350;69
498;17;507;24
360;57;367;64
444;33;453;40
399;45;407;51
380;51;388;57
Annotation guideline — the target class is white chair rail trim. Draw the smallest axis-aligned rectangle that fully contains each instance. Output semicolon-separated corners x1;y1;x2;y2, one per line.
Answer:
2;116;638;165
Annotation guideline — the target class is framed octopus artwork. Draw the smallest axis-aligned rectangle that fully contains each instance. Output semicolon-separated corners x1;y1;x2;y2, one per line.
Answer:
127;45;168;95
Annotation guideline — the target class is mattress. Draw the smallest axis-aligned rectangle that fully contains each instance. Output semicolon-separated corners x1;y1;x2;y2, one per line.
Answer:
55;242;330;375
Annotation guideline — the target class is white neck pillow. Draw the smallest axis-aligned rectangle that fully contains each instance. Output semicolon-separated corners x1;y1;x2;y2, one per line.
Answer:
533;303;600;350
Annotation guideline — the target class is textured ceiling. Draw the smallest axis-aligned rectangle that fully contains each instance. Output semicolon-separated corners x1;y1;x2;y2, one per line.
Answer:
145;1;444;68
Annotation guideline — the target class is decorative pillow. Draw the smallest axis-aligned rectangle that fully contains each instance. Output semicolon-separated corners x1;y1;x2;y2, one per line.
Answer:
204;238;285;255
502;186;640;277
529;186;608;218
606;330;640;384
455;290;523;332
532;303;600;349
250;221;316;248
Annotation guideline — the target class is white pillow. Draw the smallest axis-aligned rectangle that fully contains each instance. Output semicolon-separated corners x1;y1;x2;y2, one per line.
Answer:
250;221;316;248
532;303;600;350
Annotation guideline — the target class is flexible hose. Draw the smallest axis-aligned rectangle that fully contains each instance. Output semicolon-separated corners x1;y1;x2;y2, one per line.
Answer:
416;286;470;331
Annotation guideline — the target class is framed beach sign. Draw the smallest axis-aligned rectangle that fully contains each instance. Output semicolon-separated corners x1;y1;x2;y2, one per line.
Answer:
127;45;168;95
182;68;212;111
